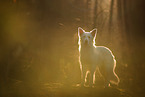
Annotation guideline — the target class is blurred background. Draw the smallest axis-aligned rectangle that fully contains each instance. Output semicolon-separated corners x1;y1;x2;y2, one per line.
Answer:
0;0;145;97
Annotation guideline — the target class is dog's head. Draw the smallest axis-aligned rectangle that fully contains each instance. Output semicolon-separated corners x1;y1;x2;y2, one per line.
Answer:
78;27;97;46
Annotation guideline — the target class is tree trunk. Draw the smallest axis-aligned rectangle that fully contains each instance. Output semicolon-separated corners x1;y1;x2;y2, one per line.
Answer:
93;0;98;28
108;0;114;33
108;0;114;41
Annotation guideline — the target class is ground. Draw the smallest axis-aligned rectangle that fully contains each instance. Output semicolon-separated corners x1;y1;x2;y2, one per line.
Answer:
1;81;132;97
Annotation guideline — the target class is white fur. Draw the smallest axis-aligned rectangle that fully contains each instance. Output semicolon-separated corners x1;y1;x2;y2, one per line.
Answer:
78;27;120;87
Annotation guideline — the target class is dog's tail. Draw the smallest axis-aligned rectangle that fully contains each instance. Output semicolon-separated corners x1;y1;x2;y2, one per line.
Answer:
110;59;120;86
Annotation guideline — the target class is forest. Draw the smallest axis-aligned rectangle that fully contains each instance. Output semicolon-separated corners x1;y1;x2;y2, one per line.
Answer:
0;0;145;97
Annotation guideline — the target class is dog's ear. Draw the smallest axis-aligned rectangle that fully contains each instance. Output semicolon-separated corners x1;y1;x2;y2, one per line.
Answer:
90;28;97;37
78;27;85;36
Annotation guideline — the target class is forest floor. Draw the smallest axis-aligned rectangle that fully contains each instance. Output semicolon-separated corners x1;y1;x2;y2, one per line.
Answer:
1;81;132;97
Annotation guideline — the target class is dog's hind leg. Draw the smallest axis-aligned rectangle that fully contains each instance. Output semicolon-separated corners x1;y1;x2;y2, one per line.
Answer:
98;64;111;87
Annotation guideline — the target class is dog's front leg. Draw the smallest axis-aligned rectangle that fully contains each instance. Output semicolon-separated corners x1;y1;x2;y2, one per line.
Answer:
81;66;87;87
90;70;95;87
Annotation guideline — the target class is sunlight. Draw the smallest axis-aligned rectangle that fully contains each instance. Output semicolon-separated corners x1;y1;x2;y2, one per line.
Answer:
1;0;144;96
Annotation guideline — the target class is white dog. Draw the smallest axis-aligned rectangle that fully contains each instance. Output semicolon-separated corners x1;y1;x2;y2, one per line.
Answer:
78;27;120;87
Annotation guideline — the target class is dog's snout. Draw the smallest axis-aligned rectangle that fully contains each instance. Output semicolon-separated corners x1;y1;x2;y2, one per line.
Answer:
84;40;88;44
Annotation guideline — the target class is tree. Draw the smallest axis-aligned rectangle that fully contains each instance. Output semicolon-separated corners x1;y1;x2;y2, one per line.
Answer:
108;0;114;34
93;0;98;28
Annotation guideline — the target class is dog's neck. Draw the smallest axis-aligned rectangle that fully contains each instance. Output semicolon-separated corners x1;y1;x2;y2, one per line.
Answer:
80;43;94;52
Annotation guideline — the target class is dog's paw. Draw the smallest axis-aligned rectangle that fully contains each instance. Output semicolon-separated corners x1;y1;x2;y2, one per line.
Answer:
104;83;111;88
76;83;81;87
75;83;85;87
